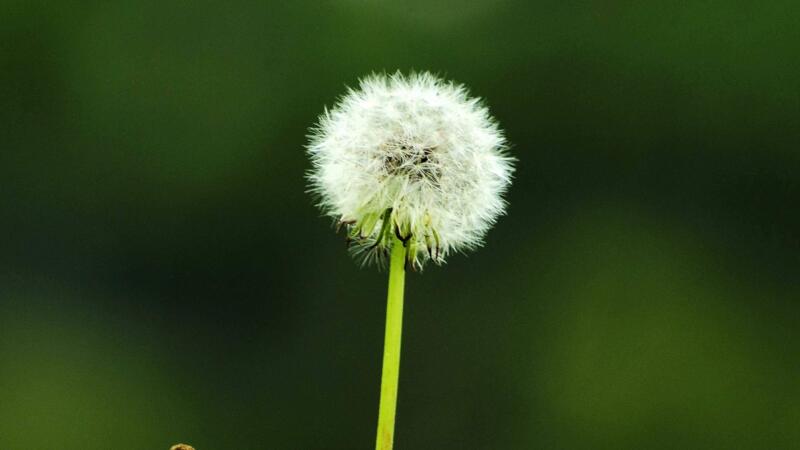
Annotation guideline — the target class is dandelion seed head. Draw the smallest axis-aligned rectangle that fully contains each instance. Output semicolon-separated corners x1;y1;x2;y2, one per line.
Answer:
307;72;514;268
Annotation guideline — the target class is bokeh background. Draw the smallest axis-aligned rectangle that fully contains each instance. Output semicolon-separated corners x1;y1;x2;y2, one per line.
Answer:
2;1;799;449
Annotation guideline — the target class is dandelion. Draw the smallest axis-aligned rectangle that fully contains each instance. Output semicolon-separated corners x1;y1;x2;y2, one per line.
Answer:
306;72;514;449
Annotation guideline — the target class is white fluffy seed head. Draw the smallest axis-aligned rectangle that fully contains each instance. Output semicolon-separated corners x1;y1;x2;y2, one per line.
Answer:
307;72;514;269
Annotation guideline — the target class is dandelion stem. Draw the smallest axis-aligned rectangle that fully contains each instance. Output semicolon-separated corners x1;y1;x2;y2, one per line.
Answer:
375;235;406;450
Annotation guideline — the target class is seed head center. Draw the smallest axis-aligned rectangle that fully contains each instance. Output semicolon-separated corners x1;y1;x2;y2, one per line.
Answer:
382;140;440;182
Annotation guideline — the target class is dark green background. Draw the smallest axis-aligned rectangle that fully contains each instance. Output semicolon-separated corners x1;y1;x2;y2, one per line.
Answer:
2;1;798;449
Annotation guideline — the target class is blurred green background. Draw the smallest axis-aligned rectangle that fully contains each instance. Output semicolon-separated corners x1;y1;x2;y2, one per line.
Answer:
2;1;799;449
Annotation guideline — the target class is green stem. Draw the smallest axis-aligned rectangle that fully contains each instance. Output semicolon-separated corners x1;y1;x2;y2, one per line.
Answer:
375;236;407;450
